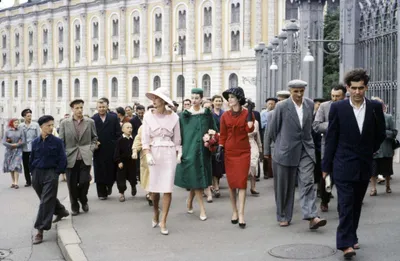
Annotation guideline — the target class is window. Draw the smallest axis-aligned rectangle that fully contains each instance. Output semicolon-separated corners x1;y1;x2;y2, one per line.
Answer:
231;31;240;51
179;10;186;29
155;14;162;32
28;80;32;98
133;17;140;34
229;73;238;88
92;78;98;98
75;24;80;41
14;81;18;98
29;51;33;65
74;79;80;97
177;75;185;98
231;3;240;23
204;7;212;26
2;35;6;49
57;79;62;98
133;40;140;58
59;48;63;63
75;46;80;63
15;52;20;66
179;36;186;55
43;29;48;44
153;76;161;90
202;74;211;97
29;31;33;46
93;44;99;61
2;54;6;67
155;39;162;57
1;81;4;97
132;77;139;97
59;27;63;42
42;80;47;98
93;22;99;38
43;49;48;64
204;34;212;53
113;43;119;59
15;33;19;47
112;19;119;36
111;77;118;98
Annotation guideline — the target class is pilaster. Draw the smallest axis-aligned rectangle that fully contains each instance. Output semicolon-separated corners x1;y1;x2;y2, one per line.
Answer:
140;2;149;63
243;0;251;49
47;18;54;67
187;0;196;59
80;14;87;65
18;23;24;70
214;0;222;59
255;0;262;45
119;6;127;64
162;0;171;62
62;16;69;67
32;21;38;69
99;10;107;65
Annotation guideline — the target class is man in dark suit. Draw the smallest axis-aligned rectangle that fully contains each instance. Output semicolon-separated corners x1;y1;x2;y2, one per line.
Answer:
322;69;385;259
92;100;122;199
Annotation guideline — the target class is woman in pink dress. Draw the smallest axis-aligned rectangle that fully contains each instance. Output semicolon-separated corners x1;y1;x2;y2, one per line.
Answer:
142;87;182;235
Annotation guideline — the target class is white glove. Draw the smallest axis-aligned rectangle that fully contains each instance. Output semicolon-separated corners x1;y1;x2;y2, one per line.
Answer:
146;153;156;166
325;174;332;193
176;153;182;164
131;149;138;160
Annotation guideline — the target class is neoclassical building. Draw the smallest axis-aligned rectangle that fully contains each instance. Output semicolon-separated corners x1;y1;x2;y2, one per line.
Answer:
0;0;286;130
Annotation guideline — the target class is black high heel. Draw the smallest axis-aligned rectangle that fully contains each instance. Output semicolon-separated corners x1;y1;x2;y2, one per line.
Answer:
231;219;238;224
250;189;260;195
239;223;246;229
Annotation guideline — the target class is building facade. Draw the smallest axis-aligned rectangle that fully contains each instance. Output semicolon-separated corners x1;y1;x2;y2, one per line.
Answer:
0;0;284;132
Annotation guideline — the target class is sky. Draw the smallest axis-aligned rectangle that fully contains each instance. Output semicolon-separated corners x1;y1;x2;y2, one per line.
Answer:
0;0;29;10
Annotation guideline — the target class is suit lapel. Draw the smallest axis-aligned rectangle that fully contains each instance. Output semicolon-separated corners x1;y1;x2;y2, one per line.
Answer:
360;99;372;137
344;100;362;138
79;119;89;141
67;119;79;141
286;99;301;129
302;100;310;128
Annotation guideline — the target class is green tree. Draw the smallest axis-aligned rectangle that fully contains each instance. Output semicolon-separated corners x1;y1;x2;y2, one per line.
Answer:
323;11;340;99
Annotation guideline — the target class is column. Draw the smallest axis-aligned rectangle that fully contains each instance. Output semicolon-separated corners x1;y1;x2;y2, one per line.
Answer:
18;23;24;70
4;25;11;71
118;68;127;104
32;21;38;69
243;0;251;49
4;75;11;119
139;66;148;104
32;73;39;117
162;0;171;62
254;43;265;111
187;0;196;59
140;2;148;62
61;72;70;115
17;73;24;104
214;0;222;59
63;16;70;67
47;73;53;114
80;14;87;65
98;69;106;98
99;10;107;65
47;18;54;67
255;0;262;45
339;0;357;79
120;7;127;64
268;0;276;41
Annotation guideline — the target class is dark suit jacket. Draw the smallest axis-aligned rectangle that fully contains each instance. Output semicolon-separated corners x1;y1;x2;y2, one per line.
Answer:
322;99;386;181
129;115;143;139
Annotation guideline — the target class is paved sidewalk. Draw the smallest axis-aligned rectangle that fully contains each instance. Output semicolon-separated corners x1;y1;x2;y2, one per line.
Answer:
58;164;400;261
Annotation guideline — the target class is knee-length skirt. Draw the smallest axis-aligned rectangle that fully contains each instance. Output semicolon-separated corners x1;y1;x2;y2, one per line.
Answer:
148;146;177;193
225;149;250;189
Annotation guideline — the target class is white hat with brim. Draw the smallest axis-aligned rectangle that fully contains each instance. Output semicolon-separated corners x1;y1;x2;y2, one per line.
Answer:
145;87;175;107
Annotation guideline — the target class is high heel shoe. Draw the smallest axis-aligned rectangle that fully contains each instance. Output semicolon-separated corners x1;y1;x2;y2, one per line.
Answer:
239;223;246;229
186;199;194;214
250;189;260;195
200;215;207;221
152;219;159;228
160;226;169;235
386;187;392;193
231;219;238;224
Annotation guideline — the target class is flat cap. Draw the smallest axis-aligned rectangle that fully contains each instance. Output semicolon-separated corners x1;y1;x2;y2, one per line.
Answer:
21;108;32;117
38;115;54;126
276;90;291;96
288;79;307;88
265;97;278;103
69;99;85;108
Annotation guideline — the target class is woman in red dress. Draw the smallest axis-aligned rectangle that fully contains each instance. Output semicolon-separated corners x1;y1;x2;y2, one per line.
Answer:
217;87;254;228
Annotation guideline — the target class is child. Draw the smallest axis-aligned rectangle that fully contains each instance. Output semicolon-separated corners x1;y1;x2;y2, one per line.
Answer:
114;122;137;202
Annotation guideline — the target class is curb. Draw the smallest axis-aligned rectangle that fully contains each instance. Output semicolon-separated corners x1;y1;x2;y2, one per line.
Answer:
57;197;88;261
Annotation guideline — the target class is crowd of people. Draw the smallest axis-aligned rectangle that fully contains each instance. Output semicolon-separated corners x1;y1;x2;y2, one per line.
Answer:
2;68;396;259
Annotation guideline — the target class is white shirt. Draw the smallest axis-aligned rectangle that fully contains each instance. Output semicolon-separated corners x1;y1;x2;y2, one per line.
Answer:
291;97;304;128
349;98;366;134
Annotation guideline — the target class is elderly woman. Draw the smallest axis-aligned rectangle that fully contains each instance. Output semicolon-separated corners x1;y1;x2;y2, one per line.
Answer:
3;118;25;189
370;97;398;195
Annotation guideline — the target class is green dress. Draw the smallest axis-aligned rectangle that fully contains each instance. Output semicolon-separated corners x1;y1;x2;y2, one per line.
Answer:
174;108;217;189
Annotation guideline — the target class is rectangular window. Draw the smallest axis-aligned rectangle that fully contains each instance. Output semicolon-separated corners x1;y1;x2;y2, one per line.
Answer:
113;43;119;59
155;39;162;57
15;34;19;47
43;49;48;64
113;20;119;36
59;48;63;63
15;52;20;65
231;4;240;23
179;11;186;29
75;46;80;62
43;30;48;44
204;34;212;53
231;31;240;51
93;45;99;61
93;23;99;38
179;37;186;55
133;41;140;58
59;28;63;43
29;51;33;65
75;25;80;41
134;17;140;34
204;8;212;26
155;14;162;32
2;54;6;67
2;35;6;49
29;32;33;46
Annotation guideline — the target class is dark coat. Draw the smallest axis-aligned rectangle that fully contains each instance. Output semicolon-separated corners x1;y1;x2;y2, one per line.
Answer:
129;115;143;139
92;113;122;184
322;99;386;181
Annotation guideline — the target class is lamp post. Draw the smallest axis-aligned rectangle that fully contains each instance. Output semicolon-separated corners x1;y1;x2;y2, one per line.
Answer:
173;42;184;107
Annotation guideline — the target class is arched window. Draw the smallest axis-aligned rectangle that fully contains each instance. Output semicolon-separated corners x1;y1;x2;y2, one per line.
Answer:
1;81;4;97
132;77;139;97
74;79;80;98
42;80;47;98
27;80;32;98
202;74;211;97
177;75;185;98
92;78;98;98
57;79;62;98
229;73;238;88
153;76;161;90
111;77;118;98
14;81;18;98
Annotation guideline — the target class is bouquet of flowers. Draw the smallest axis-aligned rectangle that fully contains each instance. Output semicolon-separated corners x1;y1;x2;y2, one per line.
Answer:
203;129;219;152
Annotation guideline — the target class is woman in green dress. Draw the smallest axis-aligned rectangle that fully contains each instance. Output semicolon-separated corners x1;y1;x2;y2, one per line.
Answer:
175;88;216;221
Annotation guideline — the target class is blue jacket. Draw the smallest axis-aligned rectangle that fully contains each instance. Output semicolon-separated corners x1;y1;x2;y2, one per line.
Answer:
29;134;67;174
322;99;386;181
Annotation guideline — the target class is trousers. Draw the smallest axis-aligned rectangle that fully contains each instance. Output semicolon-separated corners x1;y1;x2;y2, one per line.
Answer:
66;160;90;212
22;152;32;185
32;169;66;231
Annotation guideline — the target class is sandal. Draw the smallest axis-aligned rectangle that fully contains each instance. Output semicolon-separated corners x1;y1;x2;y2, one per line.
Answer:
214;189;221;198
370;189;377;196
146;193;153;206
10;184;15;188
386;187;392;194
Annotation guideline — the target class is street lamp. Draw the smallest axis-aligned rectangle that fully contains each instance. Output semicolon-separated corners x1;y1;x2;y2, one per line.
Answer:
303;36;342;62
173;42;184;107
269;59;278;70
303;47;315;62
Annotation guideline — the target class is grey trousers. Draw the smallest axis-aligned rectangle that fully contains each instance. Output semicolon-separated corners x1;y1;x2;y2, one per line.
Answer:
32;169;66;231
272;149;317;222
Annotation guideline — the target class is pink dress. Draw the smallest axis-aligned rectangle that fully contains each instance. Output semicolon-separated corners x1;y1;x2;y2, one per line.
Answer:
141;110;181;193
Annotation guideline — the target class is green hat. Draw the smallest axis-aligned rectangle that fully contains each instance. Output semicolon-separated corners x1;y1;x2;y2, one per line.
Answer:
191;88;203;95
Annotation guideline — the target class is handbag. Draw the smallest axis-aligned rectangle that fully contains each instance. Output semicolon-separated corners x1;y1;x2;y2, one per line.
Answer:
392;139;400;150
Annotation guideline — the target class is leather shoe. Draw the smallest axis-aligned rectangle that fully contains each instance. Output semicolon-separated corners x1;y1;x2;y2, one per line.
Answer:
82;203;89;213
320;203;329;212
71;210;79;216
309;217;327;230
107;186;112;196
131;186;137;196
25;184;31;187
33;232;43;244
343;247;356;259
53;209;69;223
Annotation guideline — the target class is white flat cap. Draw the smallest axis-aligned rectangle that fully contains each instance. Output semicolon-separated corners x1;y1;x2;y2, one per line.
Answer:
276;90;291;96
288;79;307;88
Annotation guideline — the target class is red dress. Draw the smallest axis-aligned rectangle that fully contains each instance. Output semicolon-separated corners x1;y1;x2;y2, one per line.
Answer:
219;109;254;189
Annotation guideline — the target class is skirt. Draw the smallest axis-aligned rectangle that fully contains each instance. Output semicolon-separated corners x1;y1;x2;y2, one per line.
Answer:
3;148;23;173
372;157;393;177
148;146;177;193
225;149;250;189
